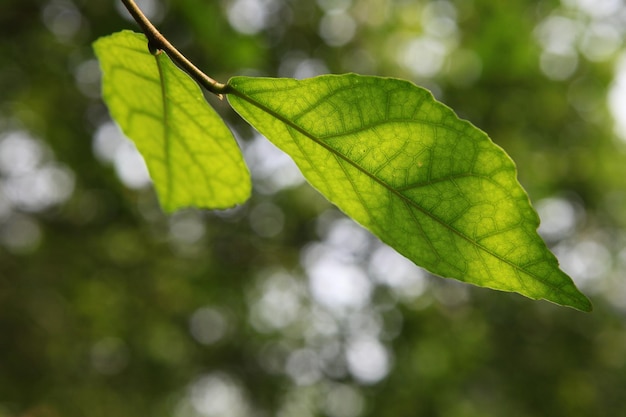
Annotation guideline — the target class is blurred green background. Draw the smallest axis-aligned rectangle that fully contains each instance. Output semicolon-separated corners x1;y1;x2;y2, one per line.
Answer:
1;0;626;416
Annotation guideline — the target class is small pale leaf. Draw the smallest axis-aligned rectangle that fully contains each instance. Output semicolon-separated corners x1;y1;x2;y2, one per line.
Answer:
227;74;591;311
93;30;251;212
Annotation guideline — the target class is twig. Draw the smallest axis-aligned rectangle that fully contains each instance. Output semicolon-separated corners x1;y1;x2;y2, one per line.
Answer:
120;0;227;96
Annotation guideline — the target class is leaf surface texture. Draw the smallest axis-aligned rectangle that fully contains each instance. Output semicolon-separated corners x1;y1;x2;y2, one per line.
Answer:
227;74;591;311
93;31;250;211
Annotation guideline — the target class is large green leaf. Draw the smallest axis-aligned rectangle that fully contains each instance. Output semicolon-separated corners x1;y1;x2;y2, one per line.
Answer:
93;31;250;212
226;74;591;311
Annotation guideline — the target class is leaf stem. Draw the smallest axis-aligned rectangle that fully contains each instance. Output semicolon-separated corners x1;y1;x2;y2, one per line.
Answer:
120;0;227;96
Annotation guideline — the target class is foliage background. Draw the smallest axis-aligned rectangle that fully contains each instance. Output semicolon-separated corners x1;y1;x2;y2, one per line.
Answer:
1;0;626;416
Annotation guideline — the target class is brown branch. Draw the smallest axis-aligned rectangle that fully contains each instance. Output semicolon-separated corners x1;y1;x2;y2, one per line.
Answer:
120;0;227;96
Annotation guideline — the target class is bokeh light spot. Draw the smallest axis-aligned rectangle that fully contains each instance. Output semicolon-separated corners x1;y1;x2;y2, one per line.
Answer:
323;383;364;417
189;307;228;345
250;271;304;332
369;244;428;300
185;373;250;417
169;210;206;245
539;51;578;80
319;11;357;47
93;121;151;189
74;59;102;98
609;53;626;142
0;131;75;212
401;37;448;78
117;0;164;23
0;214;42;254
346;336;390;384
286;348;321;385
249;201;285;238
41;0;83;42
422;1;458;38
536;196;580;241
304;247;372;312
243;134;305;194
227;0;279;35
0;131;45;178
555;239;612;290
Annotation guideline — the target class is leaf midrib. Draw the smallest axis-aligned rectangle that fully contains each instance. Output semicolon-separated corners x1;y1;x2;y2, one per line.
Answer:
155;53;174;207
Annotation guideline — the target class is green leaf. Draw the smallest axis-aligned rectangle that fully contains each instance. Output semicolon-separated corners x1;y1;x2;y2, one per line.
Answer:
227;74;591;311
93;30;250;212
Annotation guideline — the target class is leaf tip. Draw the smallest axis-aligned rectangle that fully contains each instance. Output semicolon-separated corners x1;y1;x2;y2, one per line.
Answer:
572;294;593;313
548;286;593;312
